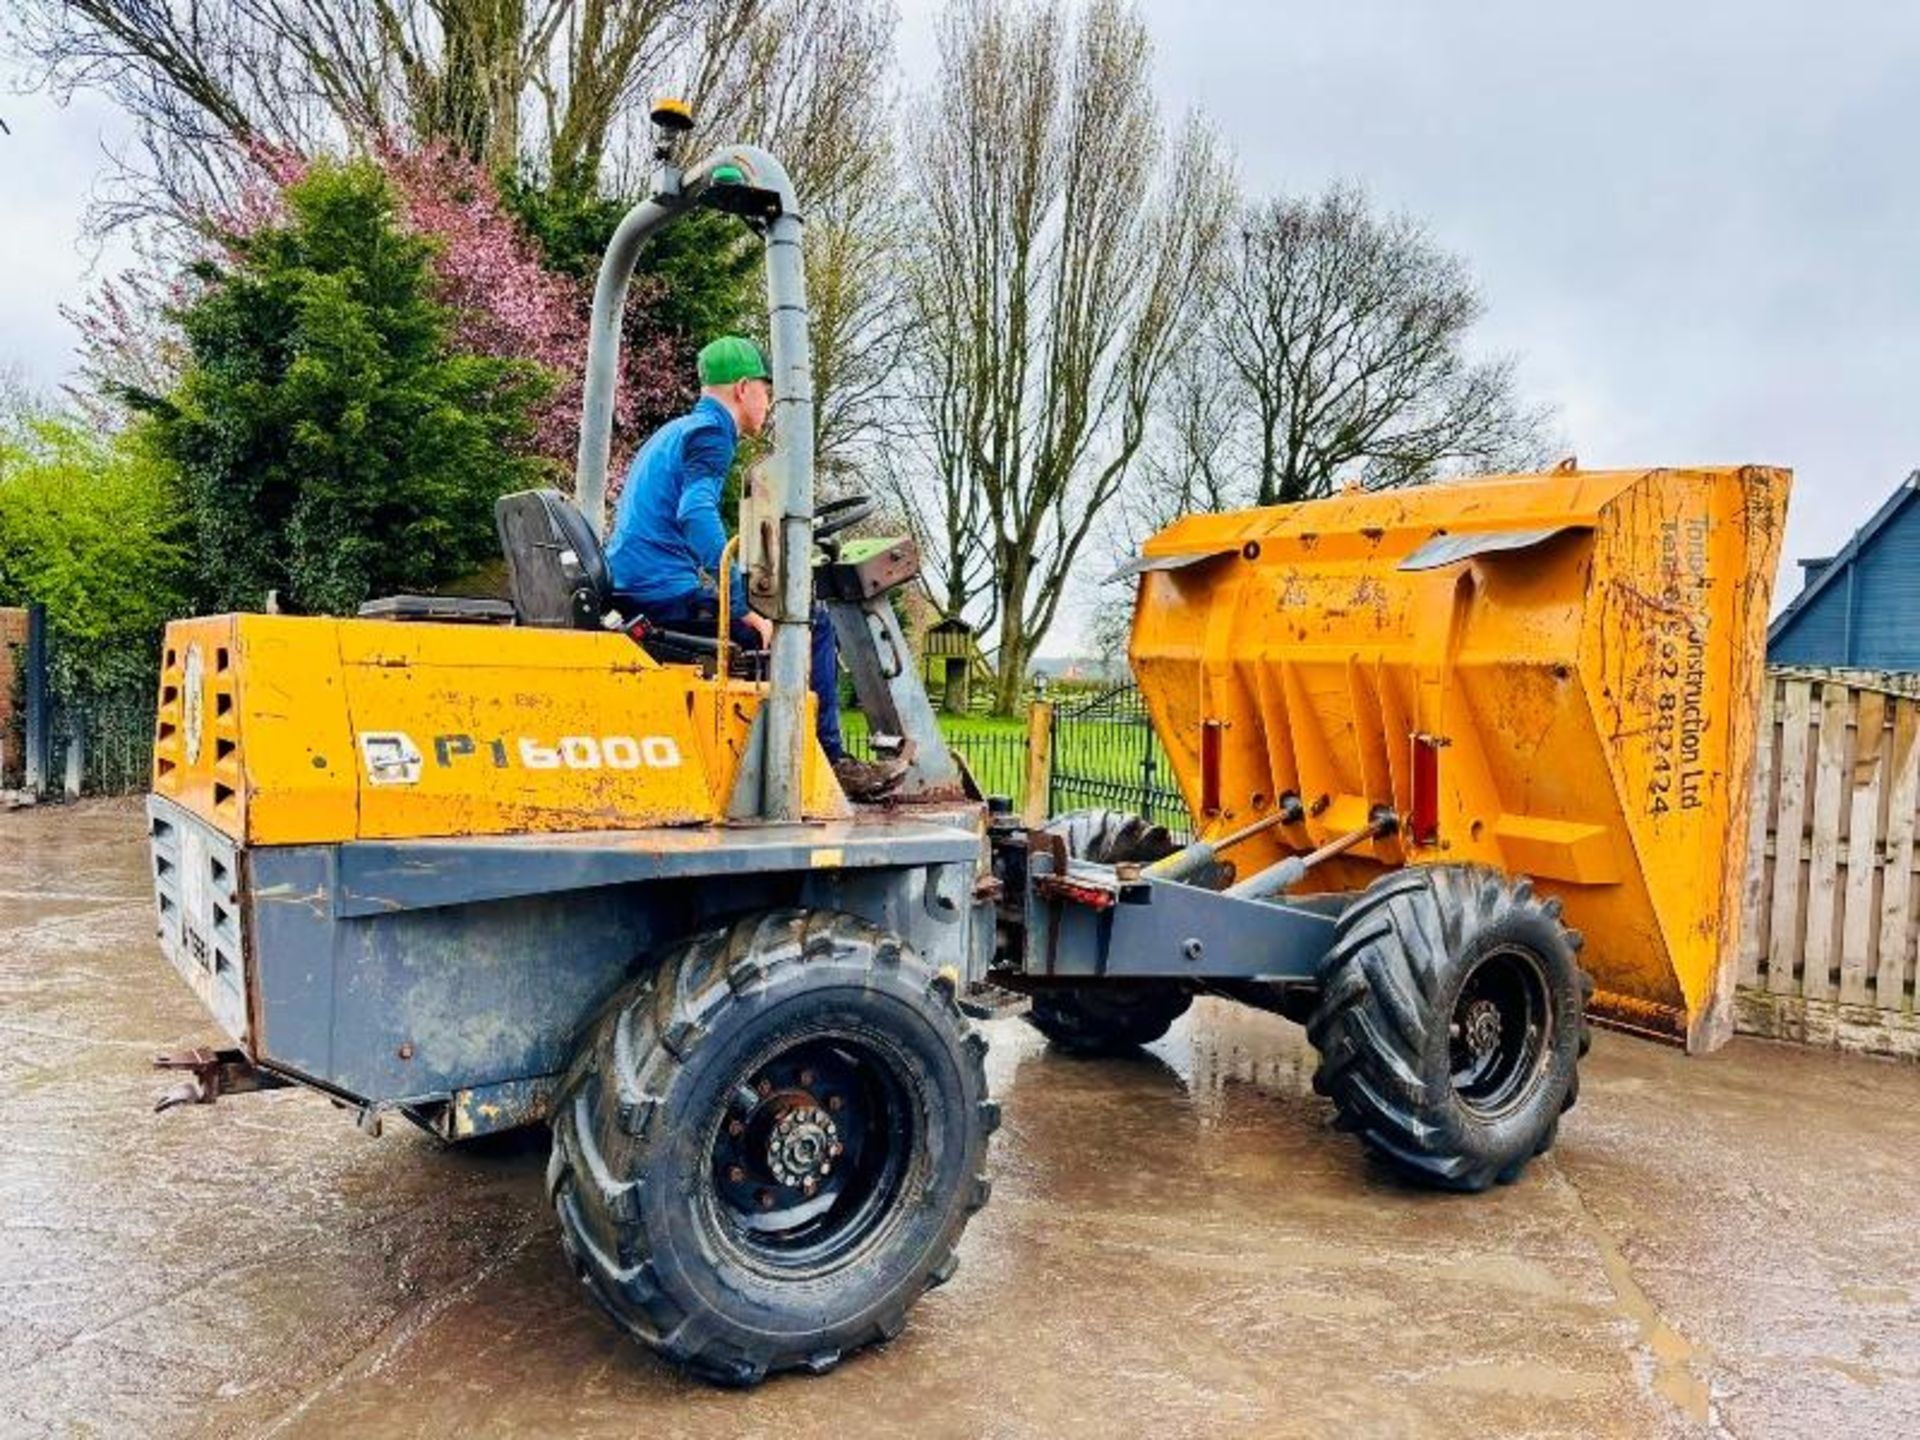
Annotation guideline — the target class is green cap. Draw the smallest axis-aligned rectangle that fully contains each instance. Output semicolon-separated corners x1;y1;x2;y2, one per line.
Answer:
697;335;770;387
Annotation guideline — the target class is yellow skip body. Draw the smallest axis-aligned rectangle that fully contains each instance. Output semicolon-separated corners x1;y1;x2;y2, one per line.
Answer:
1128;466;1790;1050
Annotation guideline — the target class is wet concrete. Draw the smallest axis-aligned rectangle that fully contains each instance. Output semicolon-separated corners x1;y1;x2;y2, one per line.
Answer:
2;801;1917;1439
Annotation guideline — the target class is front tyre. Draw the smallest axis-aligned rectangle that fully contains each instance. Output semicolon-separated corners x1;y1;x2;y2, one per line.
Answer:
1306;867;1589;1192
548;910;997;1385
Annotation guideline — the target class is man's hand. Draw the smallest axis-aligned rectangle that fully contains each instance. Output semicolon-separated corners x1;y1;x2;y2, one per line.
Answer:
742;611;773;650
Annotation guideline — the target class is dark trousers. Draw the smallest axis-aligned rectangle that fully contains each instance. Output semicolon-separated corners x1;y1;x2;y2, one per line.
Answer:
635;593;845;761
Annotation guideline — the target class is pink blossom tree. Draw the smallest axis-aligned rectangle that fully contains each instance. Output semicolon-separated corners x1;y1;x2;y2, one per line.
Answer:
70;140;692;494
377;143;687;477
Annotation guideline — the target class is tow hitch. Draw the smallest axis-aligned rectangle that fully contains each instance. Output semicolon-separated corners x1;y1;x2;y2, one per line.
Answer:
152;1046;291;1113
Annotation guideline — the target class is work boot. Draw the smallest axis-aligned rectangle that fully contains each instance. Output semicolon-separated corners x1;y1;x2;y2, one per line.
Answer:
832;753;908;802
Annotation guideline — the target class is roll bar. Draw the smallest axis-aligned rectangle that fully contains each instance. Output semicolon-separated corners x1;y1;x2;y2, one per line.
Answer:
573;136;814;824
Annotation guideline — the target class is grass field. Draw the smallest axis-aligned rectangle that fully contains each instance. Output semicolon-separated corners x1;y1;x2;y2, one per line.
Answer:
840;705;1189;831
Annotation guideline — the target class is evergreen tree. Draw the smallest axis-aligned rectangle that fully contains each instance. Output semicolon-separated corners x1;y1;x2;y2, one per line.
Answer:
141;158;554;615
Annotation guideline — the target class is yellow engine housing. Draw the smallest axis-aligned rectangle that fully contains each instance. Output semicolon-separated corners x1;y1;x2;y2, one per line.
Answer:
150;615;849;846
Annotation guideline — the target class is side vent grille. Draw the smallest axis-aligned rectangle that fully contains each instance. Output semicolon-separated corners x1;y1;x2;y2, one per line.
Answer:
150;811;180;942
210;648;241;821
153;648;185;789
151;629;245;831
148;803;249;1044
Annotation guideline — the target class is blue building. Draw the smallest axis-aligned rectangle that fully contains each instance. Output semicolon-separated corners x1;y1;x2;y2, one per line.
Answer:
1768;472;1920;672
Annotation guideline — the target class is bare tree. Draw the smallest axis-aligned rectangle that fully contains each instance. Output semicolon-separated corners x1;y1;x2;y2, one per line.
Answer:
0;363;42;431
1;1;815;223
1217;184;1550;505
1116;336;1241;547
1086;597;1132;680
696;0;907;475
883;332;1000;636
898;0;1230;714
5;1;328;227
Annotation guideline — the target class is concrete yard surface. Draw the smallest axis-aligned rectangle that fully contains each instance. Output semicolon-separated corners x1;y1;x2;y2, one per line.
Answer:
2;801;1916;1438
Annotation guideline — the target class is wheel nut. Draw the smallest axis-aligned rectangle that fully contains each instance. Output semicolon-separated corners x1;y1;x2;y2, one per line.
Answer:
802;1177;817;1196
819;1162;832;1177
756;1078;772;1098
828;1142;843;1158
828;1095;843;1112
728;1119;744;1137
799;1068;815;1086
758;1189;775;1209
728;1165;745;1182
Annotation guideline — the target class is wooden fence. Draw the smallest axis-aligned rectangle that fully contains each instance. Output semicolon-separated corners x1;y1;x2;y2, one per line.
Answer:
1737;669;1920;1060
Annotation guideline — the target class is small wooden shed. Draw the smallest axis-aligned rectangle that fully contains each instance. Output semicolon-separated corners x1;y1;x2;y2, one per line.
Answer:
921;617;992;714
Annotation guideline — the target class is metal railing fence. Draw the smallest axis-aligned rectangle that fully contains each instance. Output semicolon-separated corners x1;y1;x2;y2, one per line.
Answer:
1045;684;1190;839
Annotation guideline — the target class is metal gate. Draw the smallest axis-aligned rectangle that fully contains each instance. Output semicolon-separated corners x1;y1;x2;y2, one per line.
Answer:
7;602;155;797
52;694;156;797
1047;683;1191;838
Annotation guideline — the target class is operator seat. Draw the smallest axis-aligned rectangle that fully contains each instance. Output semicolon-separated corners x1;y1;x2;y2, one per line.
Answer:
495;488;616;630
494;488;761;676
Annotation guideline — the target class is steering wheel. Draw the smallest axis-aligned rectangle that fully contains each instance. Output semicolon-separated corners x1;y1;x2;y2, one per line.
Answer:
814;492;876;541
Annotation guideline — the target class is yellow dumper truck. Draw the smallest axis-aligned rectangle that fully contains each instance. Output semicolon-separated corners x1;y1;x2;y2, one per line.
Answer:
144;113;1789;1384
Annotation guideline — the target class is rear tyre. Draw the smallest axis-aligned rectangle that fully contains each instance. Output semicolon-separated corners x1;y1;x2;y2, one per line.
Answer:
548;910;997;1385
1026;985;1195;1053
1306;867;1589;1192
1023;810;1193;1053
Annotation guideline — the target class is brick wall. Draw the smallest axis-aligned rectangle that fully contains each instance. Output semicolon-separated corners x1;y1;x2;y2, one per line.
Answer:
0;608;25;785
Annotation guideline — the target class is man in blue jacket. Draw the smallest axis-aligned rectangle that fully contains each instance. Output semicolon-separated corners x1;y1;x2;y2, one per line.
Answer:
606;336;904;801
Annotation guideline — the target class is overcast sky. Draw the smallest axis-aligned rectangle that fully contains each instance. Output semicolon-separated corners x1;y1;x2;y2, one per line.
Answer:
6;2;1919;649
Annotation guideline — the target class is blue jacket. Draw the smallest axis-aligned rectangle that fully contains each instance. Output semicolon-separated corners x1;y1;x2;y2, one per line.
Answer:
606;395;748;613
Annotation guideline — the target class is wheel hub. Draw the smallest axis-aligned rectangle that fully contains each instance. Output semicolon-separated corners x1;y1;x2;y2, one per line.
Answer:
767;1104;840;1188
1462;998;1503;1059
706;1037;911;1271
1448;945;1553;1120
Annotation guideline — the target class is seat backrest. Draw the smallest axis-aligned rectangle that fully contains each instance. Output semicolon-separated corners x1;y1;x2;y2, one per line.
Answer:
495;489;613;629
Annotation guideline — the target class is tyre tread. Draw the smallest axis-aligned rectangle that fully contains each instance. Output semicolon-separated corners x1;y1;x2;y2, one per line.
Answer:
1307;866;1593;1192
549;908;991;1384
